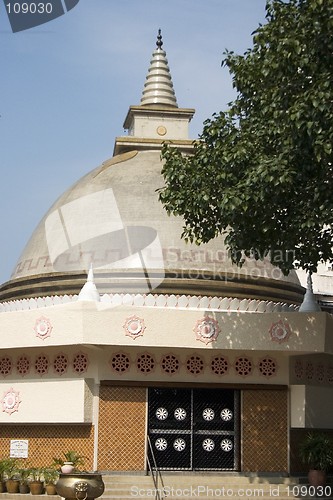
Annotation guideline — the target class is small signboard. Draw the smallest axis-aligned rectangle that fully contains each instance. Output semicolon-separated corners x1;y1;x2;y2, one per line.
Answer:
10;440;28;458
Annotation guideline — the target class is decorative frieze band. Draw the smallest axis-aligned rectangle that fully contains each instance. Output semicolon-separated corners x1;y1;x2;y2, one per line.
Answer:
0;293;298;313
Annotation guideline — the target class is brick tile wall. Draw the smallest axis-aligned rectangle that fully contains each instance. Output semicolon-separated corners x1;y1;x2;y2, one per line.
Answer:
242;389;288;472
0;425;94;468
98;386;146;471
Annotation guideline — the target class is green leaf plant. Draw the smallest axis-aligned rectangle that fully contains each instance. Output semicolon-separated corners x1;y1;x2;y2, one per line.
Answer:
159;0;333;275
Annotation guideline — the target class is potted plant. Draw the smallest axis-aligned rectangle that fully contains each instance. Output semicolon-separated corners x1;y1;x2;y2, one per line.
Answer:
299;432;333;486
53;450;85;474
3;458;20;493
43;467;59;495
28;467;44;495
0;459;8;493
18;467;31;494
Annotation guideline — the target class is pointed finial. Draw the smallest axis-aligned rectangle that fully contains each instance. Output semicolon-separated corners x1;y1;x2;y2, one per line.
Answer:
306;272;313;292
78;264;100;302
156;29;163;49
299;271;321;312
87;262;94;283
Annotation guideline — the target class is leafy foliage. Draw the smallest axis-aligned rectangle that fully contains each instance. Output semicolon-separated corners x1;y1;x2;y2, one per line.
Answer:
159;0;333;275
299;432;333;471
28;467;44;482
0;458;18;480
52;450;85;470
43;467;59;485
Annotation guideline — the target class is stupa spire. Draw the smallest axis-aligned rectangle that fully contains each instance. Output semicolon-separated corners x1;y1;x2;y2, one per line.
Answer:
140;29;178;107
78;264;100;302
115;30;195;154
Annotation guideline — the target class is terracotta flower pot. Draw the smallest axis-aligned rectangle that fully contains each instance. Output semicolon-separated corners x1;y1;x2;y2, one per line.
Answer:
19;483;30;494
308;469;326;487
5;479;19;493
29;480;44;495
45;483;57;495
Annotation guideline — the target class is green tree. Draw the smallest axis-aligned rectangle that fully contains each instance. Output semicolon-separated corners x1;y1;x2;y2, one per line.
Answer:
159;0;333;275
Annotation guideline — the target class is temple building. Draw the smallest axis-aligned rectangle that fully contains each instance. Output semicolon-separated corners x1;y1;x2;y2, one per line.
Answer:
0;32;332;475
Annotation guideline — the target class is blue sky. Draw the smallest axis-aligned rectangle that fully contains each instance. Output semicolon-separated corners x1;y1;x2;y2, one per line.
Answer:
0;0;267;286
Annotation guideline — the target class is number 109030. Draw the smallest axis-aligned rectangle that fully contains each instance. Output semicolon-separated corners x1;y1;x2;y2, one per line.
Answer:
6;3;53;14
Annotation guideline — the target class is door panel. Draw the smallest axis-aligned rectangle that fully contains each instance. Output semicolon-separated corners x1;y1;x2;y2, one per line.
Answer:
148;388;192;470
148;388;191;431
150;432;192;470
148;387;239;471
193;388;237;470
194;433;235;470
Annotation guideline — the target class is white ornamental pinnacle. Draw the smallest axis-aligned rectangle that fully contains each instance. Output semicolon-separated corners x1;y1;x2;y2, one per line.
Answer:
299;272;321;312
78;264;100;302
140;29;178;107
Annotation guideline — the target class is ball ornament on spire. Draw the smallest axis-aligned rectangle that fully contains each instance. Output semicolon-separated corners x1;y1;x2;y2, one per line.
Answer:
156;29;163;49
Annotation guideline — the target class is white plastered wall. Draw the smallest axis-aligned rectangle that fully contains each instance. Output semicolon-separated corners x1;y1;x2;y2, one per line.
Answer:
0;379;93;423
131;115;190;139
290;385;333;429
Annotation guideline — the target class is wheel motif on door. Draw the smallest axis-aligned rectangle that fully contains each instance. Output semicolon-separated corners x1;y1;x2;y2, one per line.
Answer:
220;408;233;421
202;438;215;451
173;438;186;452
220;438;233;452
202;408;215;421
156;407;168;420
174;407;187;420
155;438;168;451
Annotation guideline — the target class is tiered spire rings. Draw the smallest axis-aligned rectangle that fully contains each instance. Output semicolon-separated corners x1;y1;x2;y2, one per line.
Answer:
140;29;178;107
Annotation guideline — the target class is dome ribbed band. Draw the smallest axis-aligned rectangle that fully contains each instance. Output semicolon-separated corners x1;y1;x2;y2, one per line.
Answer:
141;49;178;107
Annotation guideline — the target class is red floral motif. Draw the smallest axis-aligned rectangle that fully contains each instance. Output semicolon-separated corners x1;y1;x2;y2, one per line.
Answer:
109;352;131;374
194;316;220;345
0;357;12;377
161;354;180;375
2;387;21;415
306;361;314;380
53;353;68;375
186;355;204;375
35;354;49;376
73;352;89;374
327;366;333;384
234;357;253;377
123;316;146;340
34;316;53;340
136;353;155;374
17;356;30;376
269;320;291;344
316;363;325;383
294;360;304;379
211;356;229;376
258;357;277;377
